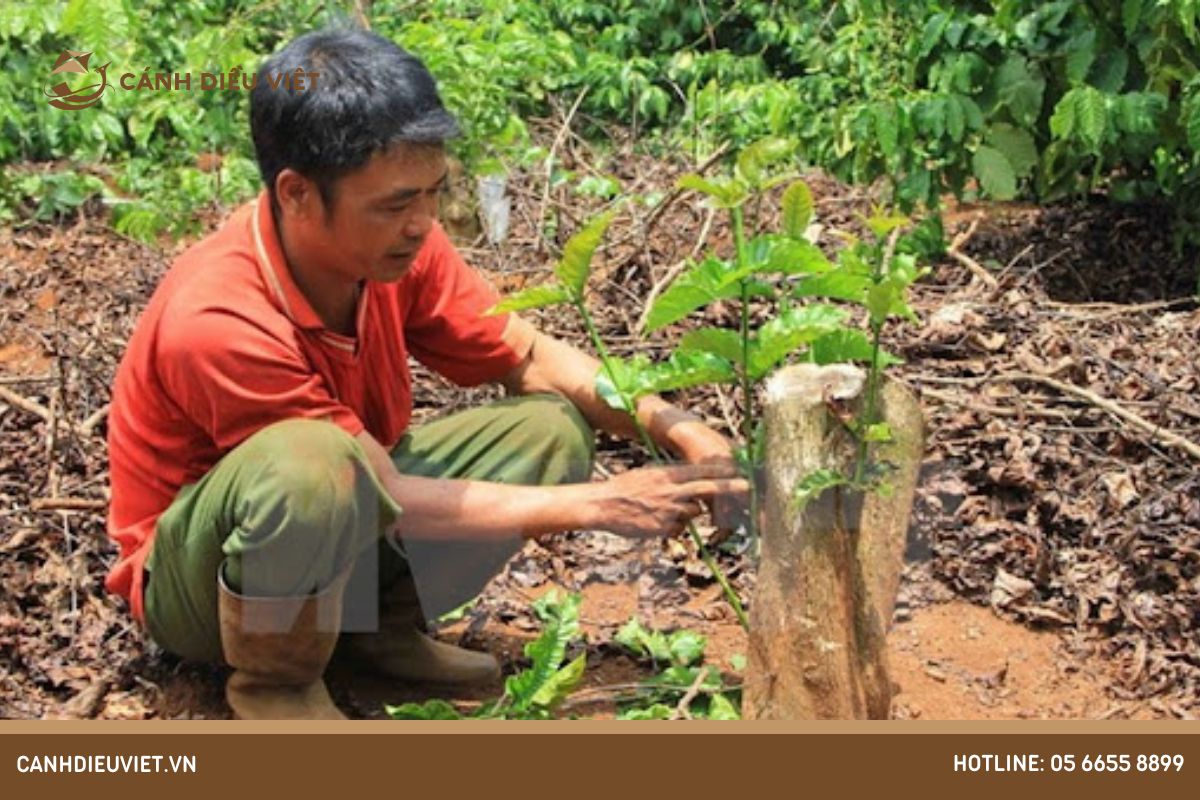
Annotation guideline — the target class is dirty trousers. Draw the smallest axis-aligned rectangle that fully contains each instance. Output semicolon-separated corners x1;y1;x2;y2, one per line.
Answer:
143;393;595;662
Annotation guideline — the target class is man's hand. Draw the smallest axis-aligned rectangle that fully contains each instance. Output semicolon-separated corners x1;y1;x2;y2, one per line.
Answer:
581;463;749;539
496;329;750;533
660;419;751;534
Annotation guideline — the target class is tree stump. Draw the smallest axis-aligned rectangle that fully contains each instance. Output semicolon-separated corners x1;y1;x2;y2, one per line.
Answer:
743;363;924;719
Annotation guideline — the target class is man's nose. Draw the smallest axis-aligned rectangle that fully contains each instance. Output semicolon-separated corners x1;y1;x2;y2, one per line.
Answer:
403;194;438;239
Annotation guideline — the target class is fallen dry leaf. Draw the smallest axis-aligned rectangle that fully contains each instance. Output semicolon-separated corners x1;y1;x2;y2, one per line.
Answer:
1100;471;1139;511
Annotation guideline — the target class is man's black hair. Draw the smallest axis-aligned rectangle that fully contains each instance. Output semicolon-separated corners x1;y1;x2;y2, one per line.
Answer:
250;27;460;214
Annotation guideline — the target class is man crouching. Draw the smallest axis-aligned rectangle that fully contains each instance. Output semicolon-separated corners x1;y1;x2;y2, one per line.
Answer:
105;27;746;719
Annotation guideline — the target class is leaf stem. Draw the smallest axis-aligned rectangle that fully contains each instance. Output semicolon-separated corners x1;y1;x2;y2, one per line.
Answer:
575;298;748;630
855;321;883;484
731;206;760;551
690;524;749;628
576;300;660;458
855;230;897;483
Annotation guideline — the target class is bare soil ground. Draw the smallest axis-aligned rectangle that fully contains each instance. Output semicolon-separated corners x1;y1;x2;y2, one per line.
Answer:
2;135;1197;719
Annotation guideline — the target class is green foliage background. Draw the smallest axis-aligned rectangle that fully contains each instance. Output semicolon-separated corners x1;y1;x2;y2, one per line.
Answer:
4;0;1200;244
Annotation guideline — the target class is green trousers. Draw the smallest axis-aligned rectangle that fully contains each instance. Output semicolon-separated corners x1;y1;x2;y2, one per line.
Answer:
143;393;594;663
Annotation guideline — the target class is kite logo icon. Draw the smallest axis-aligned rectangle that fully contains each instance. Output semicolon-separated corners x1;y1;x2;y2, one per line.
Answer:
45;50;110;111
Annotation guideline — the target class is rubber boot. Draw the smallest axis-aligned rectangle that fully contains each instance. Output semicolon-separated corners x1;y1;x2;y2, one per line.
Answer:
218;565;351;720
339;575;500;685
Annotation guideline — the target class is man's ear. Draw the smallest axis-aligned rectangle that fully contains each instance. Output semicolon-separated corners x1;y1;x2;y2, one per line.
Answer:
274;169;320;220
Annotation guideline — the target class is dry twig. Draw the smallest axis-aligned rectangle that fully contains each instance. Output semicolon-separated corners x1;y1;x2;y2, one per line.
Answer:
999;372;1200;462
920;386;1076;421
670;667;712;720
947;215;998;288
535;88;590;256
0;385;52;422
31;497;107;512
608;142;731;257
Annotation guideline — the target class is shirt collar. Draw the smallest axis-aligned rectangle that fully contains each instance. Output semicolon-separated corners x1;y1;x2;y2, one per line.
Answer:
250;190;327;330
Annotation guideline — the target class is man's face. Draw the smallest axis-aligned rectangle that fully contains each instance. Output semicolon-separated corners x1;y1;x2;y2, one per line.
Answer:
287;142;449;284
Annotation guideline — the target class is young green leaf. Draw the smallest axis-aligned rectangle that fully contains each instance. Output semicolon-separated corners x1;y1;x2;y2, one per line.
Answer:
706;693;741;720
810;328;903;366
780;179;814;239
865;277;917;326
739;235;833;278
986;123;1038;178
758;172;802;192
486;283;571;314
596;351;738;410
676;173;726;198
666;630;707;667
945;94;966;142
555;211;615;296
529;653;586;709
678;327;745;366
594;357;641;411
642;257;740;332
791;469;852;512
1123;0;1144;37
385;699;464;720
677;173;748;208
994;55;1045;129
735;137;793;186
435;597;478;625
618;704;673;720
793;271;872;304
1115;92;1166;135
648;665;722;691
748;304;846;380
615;618;672;662
1050;89;1078;140
873;103;900;160
505;591;582;713
862;422;894;443
1091;50;1129;94
1188;97;1200;151
863;212;911;240
1075;87;1108;152
1065;29;1097;85
972;145;1018;200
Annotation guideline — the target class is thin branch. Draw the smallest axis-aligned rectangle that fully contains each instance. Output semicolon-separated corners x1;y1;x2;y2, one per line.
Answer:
535;87;590;256
31;497;107;512
1042;297;1197;319
79;403;109;436
946;215;998;289
635;259;689;333
606;142;731;256
0;385;99;438
633;204;718;333
0;385;52;422
670;667;711;720
557;680;737;712
920;386;1077;421
998;372;1200;462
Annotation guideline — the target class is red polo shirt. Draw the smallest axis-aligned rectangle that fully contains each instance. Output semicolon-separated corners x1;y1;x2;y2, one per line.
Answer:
105;192;535;622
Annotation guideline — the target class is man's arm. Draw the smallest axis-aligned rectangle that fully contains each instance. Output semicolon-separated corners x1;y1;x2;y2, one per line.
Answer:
354;430;744;542
497;328;736;465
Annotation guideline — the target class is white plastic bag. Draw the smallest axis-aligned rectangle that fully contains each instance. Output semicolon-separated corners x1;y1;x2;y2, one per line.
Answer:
476;175;510;244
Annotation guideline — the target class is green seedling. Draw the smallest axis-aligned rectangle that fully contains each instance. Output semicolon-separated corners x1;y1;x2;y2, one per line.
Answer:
486;210;750;630
386;590;585;720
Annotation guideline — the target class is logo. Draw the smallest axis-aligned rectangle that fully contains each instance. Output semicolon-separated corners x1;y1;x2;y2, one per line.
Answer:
44;48;322;111
45;50;110;111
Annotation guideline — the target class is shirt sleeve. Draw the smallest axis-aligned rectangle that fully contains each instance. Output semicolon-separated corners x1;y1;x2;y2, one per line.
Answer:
156;305;364;451
402;223;536;387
